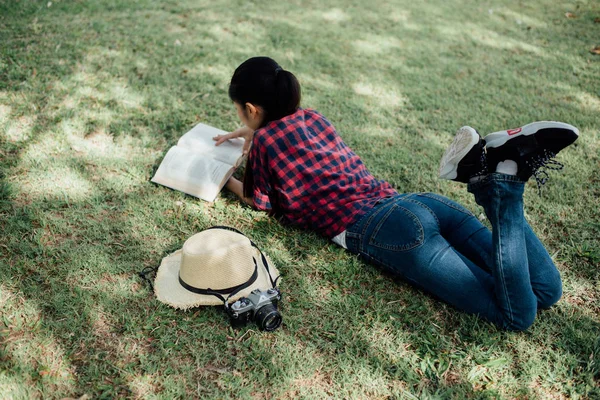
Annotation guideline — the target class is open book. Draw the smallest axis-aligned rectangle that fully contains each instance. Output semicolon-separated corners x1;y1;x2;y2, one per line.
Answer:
151;123;245;202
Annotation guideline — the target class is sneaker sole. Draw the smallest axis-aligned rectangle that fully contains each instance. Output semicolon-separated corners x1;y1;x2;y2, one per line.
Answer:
439;126;479;180
485;121;579;149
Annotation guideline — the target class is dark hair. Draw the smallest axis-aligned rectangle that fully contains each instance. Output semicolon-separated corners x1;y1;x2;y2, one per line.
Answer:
230;57;301;201
228;56;301;125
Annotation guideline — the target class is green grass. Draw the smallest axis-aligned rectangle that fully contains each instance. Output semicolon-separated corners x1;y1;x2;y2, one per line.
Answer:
1;0;599;398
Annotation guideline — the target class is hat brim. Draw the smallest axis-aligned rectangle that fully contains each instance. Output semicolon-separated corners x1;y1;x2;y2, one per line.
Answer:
154;248;280;309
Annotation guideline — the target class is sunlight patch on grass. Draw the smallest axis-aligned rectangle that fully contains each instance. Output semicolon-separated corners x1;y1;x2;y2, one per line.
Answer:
72;272;144;301
20;135;66;162
574;91;600;112
71;69;104;95
420;125;458;149
297;72;338;91
73;79;144;113
353;81;408;108
288;370;334;395
472;32;544;55
304;280;335;306
360;322;411;360
353;125;399;140
0;284;76;394
66;55;146;111
353;34;403;55
234;19;269;40
187;63;232;83
261;13;315;32
65;251;148;300
438;23;545;56
0;377;27;399
81;107;115;127
493;8;547;28
107;82;145;109
60;118;85;138
207;24;235;43
276;343;336;398
186;21;263;47
68;129;118;157
121;203;182;251
319;8;349;23
92;307;113;337
387;9;410;23
337;363;391;397
14;165;94;203
0;104;11;124
84;46;123;64
4;115;36;143
128;374;158;398
562;276;599;318
166;20;188;35
59;95;79;111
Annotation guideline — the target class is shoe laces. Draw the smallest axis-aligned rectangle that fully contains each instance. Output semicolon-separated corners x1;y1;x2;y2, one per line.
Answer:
470;143;489;179
526;149;564;193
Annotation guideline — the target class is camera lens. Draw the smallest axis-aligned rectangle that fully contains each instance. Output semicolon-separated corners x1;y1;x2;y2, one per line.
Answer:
254;304;282;331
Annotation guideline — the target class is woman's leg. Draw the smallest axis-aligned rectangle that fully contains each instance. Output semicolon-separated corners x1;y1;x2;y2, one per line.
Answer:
522;221;562;309
345;194;530;330
414;192;561;310
466;174;539;330
437;123;576;321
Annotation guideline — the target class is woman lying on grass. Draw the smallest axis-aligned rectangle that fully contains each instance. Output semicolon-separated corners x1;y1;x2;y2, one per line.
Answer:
214;56;579;331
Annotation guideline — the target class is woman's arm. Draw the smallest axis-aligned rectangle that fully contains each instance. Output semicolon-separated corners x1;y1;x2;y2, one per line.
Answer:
216;127;256;206
225;176;254;206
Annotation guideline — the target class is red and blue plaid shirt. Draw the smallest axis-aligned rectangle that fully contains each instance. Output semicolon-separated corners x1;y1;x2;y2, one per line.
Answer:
248;108;397;238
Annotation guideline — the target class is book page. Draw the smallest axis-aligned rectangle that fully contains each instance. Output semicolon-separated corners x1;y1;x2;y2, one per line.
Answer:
151;146;234;202
177;123;245;167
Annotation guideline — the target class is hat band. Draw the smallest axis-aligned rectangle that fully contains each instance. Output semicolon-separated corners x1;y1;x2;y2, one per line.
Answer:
178;258;259;297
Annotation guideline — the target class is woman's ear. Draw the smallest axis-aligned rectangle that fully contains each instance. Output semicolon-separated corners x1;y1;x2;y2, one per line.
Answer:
245;102;258;117
245;102;264;125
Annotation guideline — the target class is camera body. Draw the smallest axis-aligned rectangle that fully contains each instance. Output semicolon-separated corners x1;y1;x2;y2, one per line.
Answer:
227;288;282;331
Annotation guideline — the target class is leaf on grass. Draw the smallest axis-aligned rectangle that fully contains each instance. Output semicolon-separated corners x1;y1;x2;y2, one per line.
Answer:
565;12;577;19
595;17;600;23
484;357;509;368
591;46;600;55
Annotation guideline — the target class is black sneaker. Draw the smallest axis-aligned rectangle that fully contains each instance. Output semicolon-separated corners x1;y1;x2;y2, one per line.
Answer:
485;121;579;189
439;126;488;183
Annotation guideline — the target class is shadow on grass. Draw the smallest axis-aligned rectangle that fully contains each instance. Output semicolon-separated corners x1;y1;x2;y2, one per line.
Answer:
1;0;599;398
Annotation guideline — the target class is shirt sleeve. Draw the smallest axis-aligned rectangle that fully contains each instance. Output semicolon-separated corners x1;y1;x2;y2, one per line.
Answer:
249;134;273;210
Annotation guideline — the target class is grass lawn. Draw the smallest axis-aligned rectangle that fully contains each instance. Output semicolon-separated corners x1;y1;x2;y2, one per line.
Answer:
1;0;599;398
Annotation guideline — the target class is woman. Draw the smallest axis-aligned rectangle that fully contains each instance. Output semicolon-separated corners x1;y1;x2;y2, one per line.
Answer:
214;56;579;331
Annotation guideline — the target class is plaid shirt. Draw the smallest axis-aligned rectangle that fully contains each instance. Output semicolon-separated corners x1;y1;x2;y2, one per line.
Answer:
249;108;397;238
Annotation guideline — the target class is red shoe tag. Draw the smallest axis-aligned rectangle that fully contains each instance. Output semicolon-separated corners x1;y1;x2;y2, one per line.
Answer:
507;128;522;135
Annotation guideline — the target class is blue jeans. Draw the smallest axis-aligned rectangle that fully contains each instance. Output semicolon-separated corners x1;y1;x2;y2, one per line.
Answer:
345;174;562;331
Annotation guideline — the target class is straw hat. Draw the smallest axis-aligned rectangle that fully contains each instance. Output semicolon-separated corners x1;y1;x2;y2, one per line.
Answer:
154;228;280;309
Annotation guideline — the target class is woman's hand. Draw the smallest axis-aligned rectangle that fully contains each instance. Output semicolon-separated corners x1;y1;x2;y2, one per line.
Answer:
213;126;254;155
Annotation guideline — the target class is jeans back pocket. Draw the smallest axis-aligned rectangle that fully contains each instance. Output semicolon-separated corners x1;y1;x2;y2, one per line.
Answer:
368;203;424;252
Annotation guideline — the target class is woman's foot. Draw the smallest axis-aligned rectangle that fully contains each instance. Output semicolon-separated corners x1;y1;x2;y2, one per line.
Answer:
439;126;488;183
485;121;579;187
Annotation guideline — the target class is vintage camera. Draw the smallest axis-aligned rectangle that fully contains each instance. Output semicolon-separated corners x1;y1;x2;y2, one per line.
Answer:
227;288;282;331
